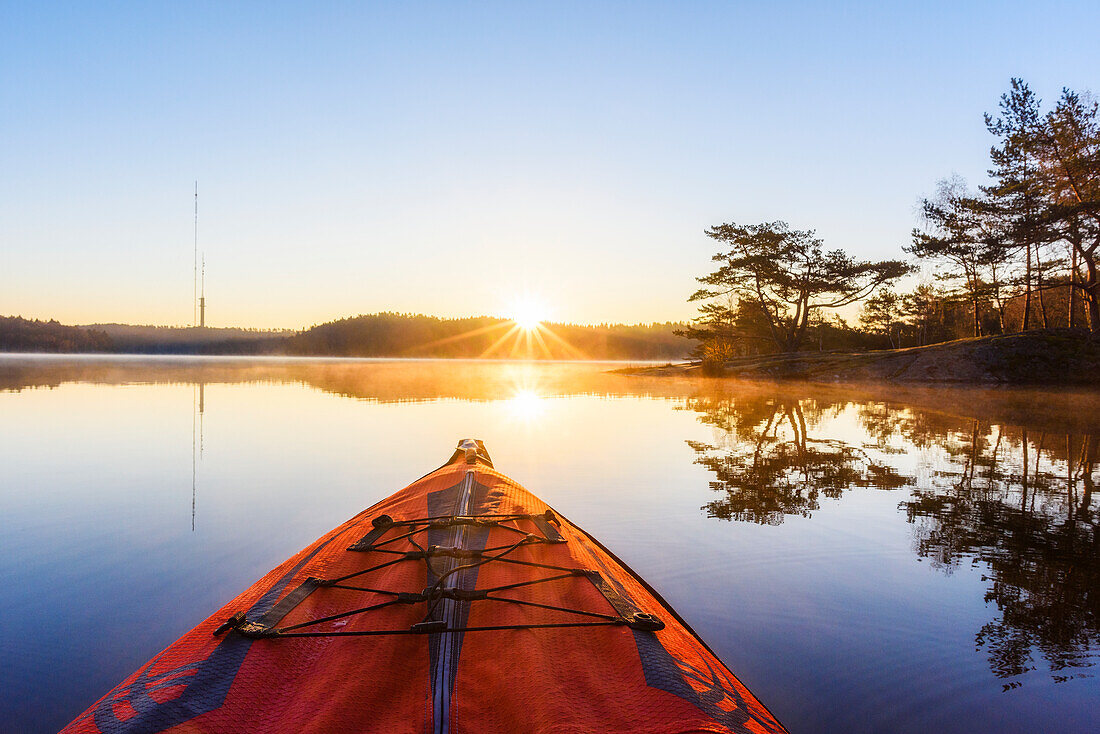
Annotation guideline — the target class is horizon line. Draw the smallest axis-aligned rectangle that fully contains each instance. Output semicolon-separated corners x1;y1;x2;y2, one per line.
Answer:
2;311;692;332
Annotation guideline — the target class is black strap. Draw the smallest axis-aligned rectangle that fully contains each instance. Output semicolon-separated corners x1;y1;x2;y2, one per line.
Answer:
532;512;565;543
215;577;326;638
347;524;392;552
583;570;665;631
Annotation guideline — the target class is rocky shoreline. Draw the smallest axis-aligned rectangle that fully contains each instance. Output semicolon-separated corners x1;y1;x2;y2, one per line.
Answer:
623;330;1100;386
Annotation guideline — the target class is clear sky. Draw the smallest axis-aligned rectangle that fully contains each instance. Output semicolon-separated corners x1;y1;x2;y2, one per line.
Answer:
2;1;1098;329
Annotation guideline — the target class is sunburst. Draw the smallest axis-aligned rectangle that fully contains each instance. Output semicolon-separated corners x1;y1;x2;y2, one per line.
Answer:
398;296;585;360
510;297;548;332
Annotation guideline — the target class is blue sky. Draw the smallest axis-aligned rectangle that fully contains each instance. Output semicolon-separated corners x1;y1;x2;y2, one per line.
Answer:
2;1;1098;328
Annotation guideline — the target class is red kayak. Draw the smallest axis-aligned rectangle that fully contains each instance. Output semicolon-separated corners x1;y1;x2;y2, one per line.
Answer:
62;440;787;733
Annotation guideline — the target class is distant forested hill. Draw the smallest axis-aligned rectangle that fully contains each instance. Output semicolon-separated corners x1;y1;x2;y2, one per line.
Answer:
0;316;113;352
85;323;291;354
1;313;694;359
285;313;692;360
0;316;111;352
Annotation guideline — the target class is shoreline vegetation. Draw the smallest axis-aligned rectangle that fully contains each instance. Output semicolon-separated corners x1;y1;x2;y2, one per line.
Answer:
675;79;1099;385
623;329;1100;386
0;313;691;361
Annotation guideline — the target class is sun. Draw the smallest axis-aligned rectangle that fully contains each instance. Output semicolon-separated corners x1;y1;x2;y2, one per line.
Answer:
510;297;549;331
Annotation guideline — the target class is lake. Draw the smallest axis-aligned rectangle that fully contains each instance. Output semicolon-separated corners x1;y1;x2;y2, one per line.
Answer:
1;356;1097;733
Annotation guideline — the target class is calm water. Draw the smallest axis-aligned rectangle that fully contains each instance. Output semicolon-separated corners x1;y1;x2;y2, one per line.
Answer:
1;356;1097;733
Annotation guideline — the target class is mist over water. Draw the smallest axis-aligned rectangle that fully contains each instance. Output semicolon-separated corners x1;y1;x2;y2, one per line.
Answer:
1;356;1097;733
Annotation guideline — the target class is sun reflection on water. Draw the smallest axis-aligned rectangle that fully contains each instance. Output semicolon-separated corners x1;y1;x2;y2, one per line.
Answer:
505;389;546;420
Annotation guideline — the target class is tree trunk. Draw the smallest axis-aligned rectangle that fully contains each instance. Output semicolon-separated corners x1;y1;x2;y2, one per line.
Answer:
1088;287;1100;333
989;263;1007;333
1036;249;1049;328
1067;246;1077;328
784;300;811;352
972;293;982;337
1085;255;1099;332
1023;242;1032;330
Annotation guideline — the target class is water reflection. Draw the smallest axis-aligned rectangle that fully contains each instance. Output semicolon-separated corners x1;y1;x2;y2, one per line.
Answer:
901;425;1098;686
683;393;1099;686
3;356;1100;732
191;382;204;531
506;389;546;421
685;395;909;524
0;354;675;402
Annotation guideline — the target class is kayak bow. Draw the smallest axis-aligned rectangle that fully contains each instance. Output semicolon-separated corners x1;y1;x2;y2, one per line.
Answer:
62;439;787;734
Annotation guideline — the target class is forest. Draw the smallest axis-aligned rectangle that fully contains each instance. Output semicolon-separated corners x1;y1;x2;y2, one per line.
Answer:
0;316;112;352
283;313;689;360
0;313;691;360
683;79;1100;362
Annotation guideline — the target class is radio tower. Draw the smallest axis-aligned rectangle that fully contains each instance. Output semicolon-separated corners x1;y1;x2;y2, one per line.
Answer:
200;254;206;328
193;181;198;327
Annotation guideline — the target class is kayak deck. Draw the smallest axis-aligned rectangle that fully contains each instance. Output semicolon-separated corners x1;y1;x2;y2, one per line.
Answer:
63;440;787;734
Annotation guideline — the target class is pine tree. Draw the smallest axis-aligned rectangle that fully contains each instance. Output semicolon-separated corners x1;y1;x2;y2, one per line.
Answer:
1034;88;1100;330
982;79;1053;330
690;221;911;353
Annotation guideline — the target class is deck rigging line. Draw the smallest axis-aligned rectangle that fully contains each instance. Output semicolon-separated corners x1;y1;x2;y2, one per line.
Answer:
211;469;664;734
213;510;663;641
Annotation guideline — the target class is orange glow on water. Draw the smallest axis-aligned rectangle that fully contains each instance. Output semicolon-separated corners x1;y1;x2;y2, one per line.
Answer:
505;389;546;420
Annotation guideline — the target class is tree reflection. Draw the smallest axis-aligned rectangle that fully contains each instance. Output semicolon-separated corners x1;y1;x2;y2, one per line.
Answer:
684;395;909;525
901;429;1098;684
684;392;1099;685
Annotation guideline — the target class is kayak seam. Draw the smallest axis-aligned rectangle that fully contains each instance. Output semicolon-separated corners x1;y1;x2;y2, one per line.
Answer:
432;468;474;734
